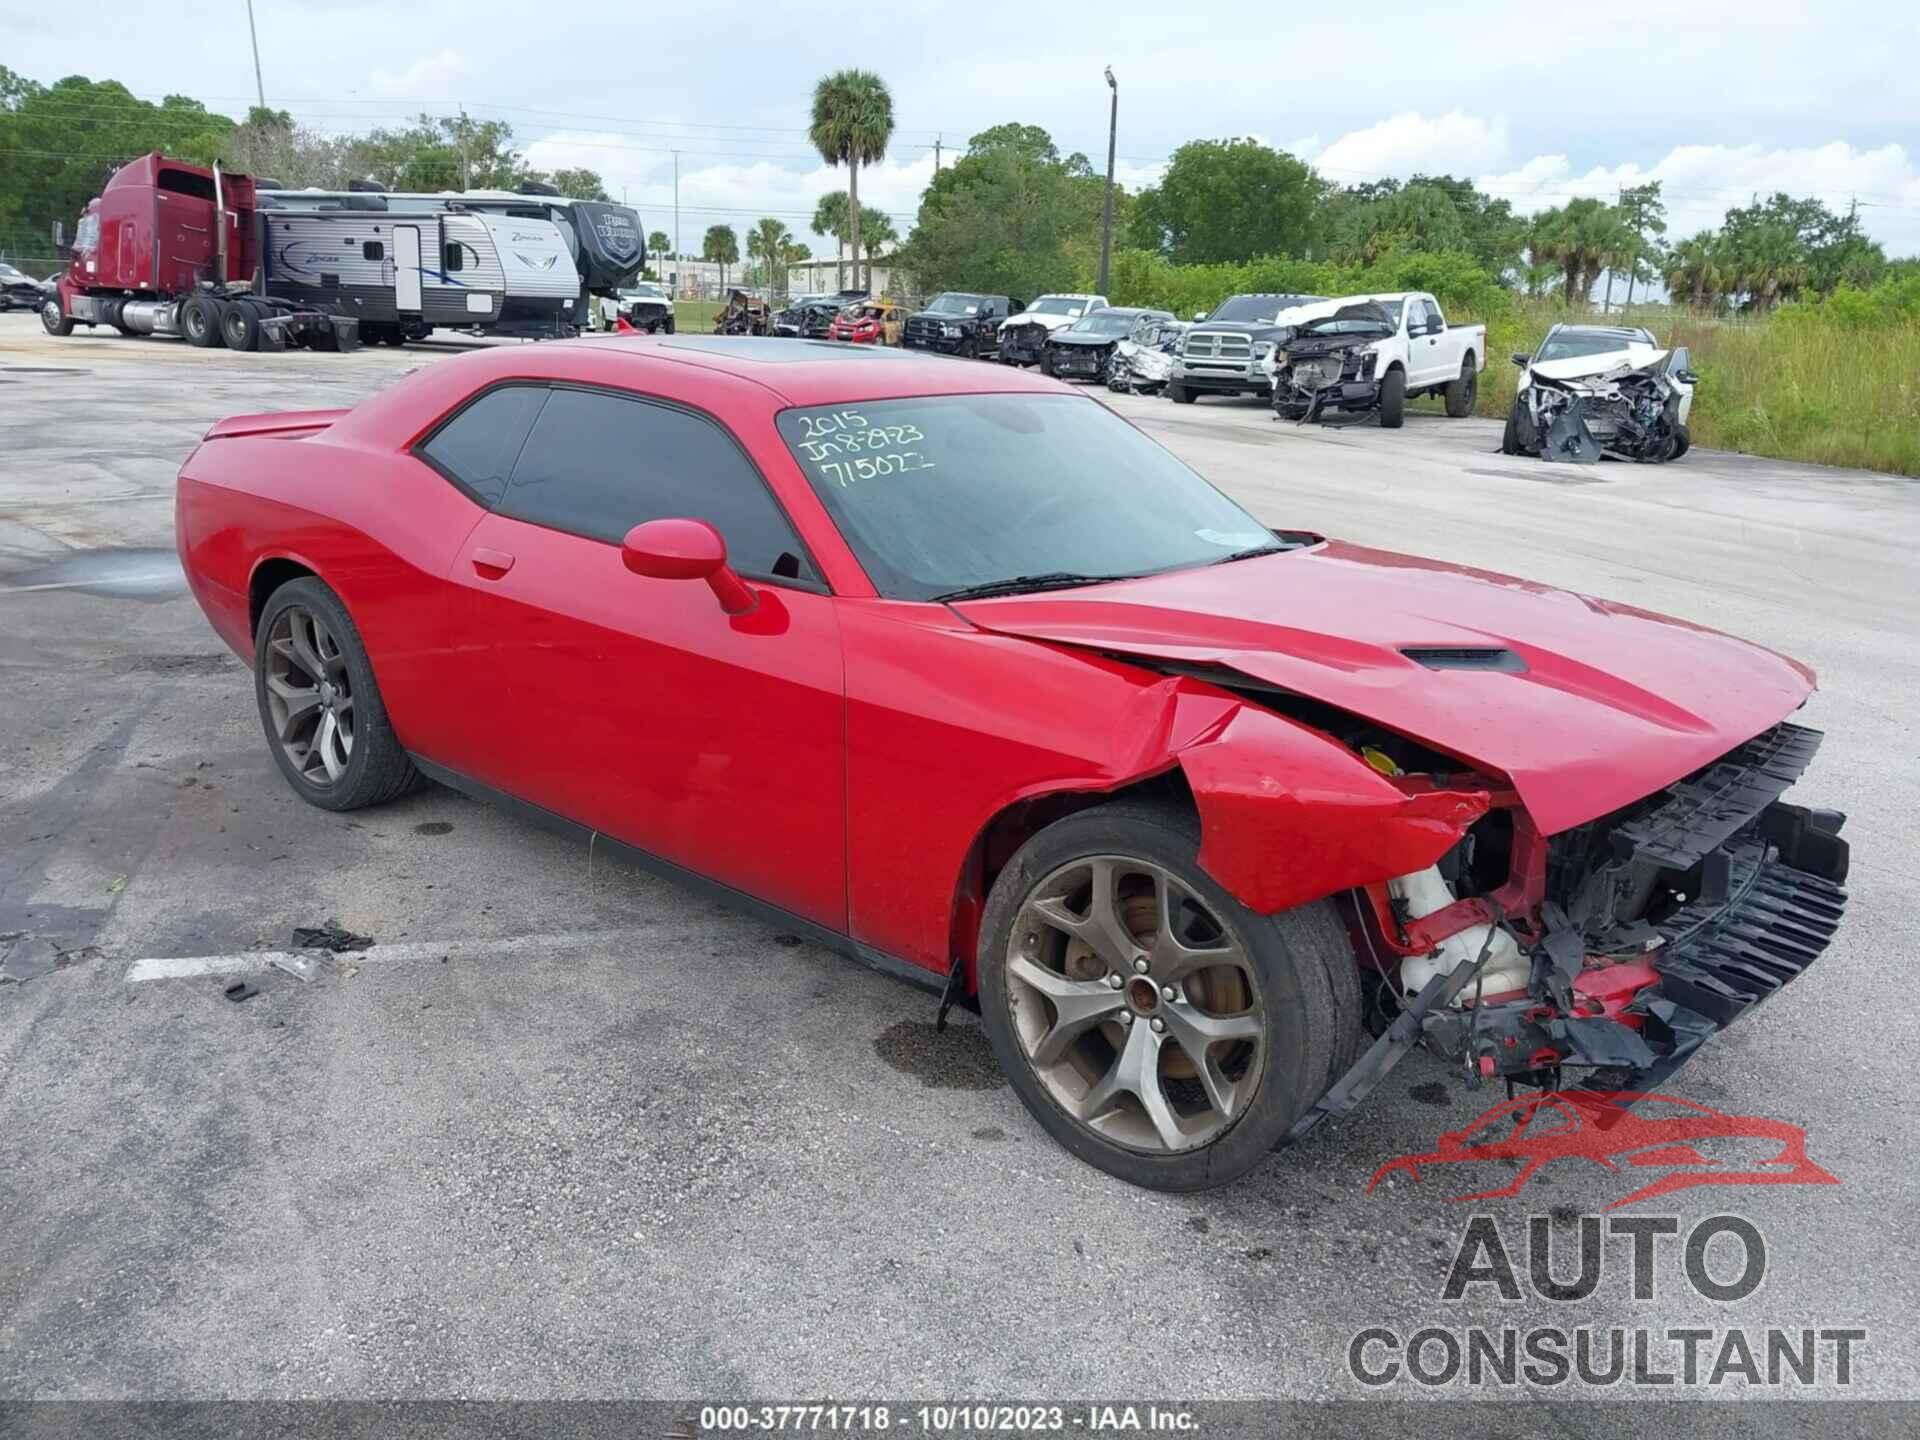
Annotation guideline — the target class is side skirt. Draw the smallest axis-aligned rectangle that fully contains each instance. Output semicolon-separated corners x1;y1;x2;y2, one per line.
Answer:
408;756;945;996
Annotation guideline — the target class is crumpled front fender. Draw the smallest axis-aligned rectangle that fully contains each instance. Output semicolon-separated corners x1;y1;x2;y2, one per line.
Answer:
1176;705;1491;915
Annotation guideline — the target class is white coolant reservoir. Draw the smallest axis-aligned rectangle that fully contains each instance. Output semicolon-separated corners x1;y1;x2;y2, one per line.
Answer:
1389;866;1530;1005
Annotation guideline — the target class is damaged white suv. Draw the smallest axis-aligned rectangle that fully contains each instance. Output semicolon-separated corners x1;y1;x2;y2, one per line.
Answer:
1505;324;1698;464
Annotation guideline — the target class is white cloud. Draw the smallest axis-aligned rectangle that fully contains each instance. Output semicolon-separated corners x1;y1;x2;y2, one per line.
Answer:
366;49;472;99
1478;140;1920;254
1309;111;1513;183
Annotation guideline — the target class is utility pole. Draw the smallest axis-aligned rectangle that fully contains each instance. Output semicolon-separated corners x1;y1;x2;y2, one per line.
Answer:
245;0;267;112
672;150;681;297
933;134;942;172
1097;67;1118;298
458;105;470;190
1603;186;1620;315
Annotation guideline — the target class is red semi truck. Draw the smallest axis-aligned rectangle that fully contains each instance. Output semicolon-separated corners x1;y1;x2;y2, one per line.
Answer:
41;153;358;351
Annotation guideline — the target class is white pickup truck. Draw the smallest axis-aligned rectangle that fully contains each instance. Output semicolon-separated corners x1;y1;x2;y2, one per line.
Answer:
1266;291;1485;427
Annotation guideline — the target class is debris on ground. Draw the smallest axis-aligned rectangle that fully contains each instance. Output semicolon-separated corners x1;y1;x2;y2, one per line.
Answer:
222;980;259;1003
268;952;320;983
290;921;374;953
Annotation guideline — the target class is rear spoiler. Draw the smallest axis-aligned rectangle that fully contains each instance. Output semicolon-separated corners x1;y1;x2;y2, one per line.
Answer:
202;408;350;441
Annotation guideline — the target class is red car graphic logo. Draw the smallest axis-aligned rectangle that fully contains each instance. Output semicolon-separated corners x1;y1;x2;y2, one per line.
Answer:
1369;1091;1839;1209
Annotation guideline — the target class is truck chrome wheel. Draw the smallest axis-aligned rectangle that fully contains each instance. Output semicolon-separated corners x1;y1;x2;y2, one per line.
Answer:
263;604;354;786
1005;854;1265;1154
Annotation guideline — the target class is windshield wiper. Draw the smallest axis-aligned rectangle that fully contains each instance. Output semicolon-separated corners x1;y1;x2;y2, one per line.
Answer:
932;571;1139;603
1210;544;1287;565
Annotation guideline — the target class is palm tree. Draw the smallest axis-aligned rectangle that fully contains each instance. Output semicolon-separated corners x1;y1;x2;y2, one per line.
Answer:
1662;232;1723;310
854;205;897;292
746;217;793;297
702;224;738;293
812;191;850;291
808;70;894;295
648;230;671;263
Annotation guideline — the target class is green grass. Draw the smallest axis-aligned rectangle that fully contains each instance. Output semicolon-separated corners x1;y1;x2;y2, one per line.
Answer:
1464;300;1920;477
674;299;724;332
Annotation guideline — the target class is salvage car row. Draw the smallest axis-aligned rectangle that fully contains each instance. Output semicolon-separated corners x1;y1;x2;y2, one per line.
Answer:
897;288;1700;465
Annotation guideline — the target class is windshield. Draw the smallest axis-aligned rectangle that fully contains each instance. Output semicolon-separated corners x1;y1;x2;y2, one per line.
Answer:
926;293;983;315
0;264;24;280
1028;297;1087;317
776;394;1279;601
1207;293;1324;324
619;285;665;299
1538;329;1648;363
1301;304;1395;337
1066;311;1137;337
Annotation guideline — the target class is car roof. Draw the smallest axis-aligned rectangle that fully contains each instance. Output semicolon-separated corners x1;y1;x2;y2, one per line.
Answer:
1547;323;1654;342
429;334;1071;410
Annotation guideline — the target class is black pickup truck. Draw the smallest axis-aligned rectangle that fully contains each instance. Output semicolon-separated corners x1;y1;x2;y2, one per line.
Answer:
901;292;1017;357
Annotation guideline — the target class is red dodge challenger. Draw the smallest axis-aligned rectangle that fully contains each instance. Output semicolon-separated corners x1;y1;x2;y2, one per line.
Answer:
175;335;1850;1191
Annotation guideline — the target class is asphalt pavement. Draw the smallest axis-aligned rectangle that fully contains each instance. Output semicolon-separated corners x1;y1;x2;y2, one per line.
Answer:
2;314;1916;1418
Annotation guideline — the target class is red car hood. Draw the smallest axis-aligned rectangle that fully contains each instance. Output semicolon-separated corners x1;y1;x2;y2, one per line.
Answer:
954;541;1814;835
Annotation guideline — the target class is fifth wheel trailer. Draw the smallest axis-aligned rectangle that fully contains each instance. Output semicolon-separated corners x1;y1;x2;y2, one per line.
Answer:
258;182;646;337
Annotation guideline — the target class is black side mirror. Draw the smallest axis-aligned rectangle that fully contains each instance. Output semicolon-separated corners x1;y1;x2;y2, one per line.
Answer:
1674;370;1699;386
1511;352;1531;368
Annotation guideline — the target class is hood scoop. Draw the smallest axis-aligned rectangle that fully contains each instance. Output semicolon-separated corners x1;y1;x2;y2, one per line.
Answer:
1400;646;1528;674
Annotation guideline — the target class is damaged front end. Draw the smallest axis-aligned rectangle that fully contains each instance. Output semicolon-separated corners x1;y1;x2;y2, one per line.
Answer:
1290;721;1849;1143
1272;336;1383;423
1511;354;1694;464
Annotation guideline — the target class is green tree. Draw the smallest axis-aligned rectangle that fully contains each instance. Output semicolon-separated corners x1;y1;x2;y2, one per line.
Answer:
546;167;610;202
1529;198;1635;305
702;224;738;290
1127;139;1317;264
0;75;235;263
649;230;671;261
812;190;851;290
1662;231;1726;309
855;205;896;290
746;217;794;294
1616;182;1667;305
900;123;1106;300
808;70;894;293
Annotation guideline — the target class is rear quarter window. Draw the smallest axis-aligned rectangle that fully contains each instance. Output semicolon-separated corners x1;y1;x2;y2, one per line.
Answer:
415;385;550;507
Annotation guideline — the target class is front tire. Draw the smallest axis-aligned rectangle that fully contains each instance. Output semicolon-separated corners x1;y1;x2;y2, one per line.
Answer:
1670;423;1691;460
254;577;420;812
41;297;75;336
1169;383;1194;404
1379;368;1406;428
977;800;1358;1191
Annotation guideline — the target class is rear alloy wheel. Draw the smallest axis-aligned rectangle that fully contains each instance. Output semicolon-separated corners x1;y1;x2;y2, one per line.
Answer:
255;578;419;811
978;802;1355;1190
1444;355;1478;417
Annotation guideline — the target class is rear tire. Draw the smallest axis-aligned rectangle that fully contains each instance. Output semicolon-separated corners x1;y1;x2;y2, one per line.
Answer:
977;800;1358;1191
1379;368;1406;428
180;294;223;347
1444;355;1478;417
254;577;420;812
220;300;261;352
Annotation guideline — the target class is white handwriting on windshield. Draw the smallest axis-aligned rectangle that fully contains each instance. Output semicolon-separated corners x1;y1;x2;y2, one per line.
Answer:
795;410;936;487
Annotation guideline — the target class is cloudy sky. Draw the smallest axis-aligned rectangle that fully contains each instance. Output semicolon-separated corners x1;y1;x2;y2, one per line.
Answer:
11;0;1920;255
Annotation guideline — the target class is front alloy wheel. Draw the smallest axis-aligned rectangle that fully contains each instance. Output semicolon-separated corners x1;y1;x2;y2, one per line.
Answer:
977;801;1358;1190
1007;855;1265;1153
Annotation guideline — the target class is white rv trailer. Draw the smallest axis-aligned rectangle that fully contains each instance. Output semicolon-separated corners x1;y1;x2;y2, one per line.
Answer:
257;183;644;341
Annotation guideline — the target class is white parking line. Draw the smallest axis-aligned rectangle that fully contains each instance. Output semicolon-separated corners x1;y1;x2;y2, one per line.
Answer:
0;573;182;596
125;927;663;983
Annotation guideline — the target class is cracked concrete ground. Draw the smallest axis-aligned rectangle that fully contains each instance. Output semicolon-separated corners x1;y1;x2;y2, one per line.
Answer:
2;314;1917;1424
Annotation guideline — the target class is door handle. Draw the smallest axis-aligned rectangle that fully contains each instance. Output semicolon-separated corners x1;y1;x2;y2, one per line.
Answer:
471;547;516;579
